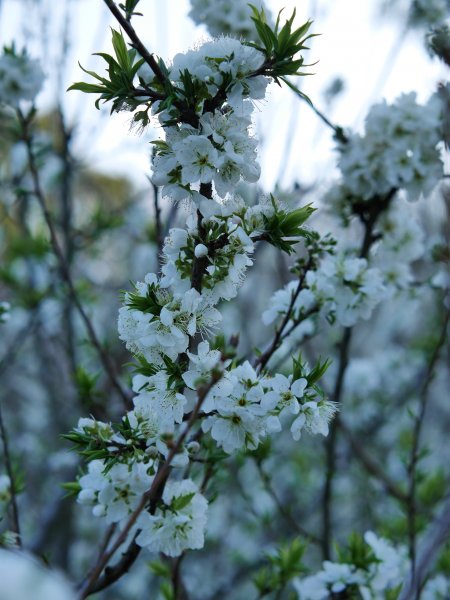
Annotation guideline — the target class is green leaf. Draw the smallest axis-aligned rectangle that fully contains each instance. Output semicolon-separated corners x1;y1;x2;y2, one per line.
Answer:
148;560;171;578
61;481;81;498
111;28;130;70
67;82;108;95
172;492;195;512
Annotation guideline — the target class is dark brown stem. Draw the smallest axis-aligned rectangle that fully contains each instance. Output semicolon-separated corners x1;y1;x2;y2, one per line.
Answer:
171;554;189;600
88;539;141;594
152;182;164;265
190;183;213;293
321;327;351;559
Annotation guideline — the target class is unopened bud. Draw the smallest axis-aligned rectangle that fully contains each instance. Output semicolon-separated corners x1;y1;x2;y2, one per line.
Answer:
187;441;200;454
194;243;208;258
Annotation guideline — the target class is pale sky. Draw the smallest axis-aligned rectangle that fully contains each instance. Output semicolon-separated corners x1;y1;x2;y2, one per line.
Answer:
0;0;447;194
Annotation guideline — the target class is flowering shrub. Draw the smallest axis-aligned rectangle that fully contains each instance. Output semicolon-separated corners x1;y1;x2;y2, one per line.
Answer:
0;1;449;599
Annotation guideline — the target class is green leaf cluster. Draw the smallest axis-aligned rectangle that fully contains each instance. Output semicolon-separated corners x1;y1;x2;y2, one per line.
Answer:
336;532;376;571
74;367;103;407
124;282;162;315
119;0;142;21
262;197;315;254
248;6;317;103
68;29;144;112
253;538;306;597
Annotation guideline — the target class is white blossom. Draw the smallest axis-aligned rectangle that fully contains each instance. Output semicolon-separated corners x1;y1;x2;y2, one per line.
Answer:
136;479;207;556
78;459;154;524
188;0;270;39
0;549;75;600
326;92;443;213
0;48;44;107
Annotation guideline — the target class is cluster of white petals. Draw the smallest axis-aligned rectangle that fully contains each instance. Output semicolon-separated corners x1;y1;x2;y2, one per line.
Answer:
189;0;270;38
0;48;44;107
73;21;338;566
78;459;155;523
118;272;221;364
295;531;450;599
0;549;75;600
295;532;408;599
263;254;386;329
136;479;207;556
181;355;336;453
147;37;267;201
326;93;443;212
372;199;425;294
161;222;255;304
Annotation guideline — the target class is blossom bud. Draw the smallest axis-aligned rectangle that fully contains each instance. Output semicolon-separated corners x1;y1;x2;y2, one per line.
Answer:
78;489;96;505
194;244;208;258
145;446;159;458
92;504;107;517
187;441;200;454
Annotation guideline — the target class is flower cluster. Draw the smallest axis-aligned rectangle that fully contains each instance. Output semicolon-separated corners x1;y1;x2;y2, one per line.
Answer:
188;0;270;39
118;272;221;364
264;253;386;330
68;6;333;565
136;479;208;556
0;47;44;108
190;355;336;453
371;198;425;294
75;417;208;556
326;92;443;214
149;38;267;202
294;531;450;599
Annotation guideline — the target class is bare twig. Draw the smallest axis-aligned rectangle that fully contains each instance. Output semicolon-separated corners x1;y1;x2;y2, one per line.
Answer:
0;400;21;546
253;259;314;371
17;109;130;408
255;460;321;546
321;189;396;558
406;307;450;584
151;182;164;265
339;419;408;504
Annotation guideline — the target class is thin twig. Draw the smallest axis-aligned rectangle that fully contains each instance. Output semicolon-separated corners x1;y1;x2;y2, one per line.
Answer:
406;307;450;585
17;109;130;408
253;260;314;371
255;460;321;546
321;189;396;558
0;400;21;546
339;419;408;504
151;182;164;265
398;493;450;600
